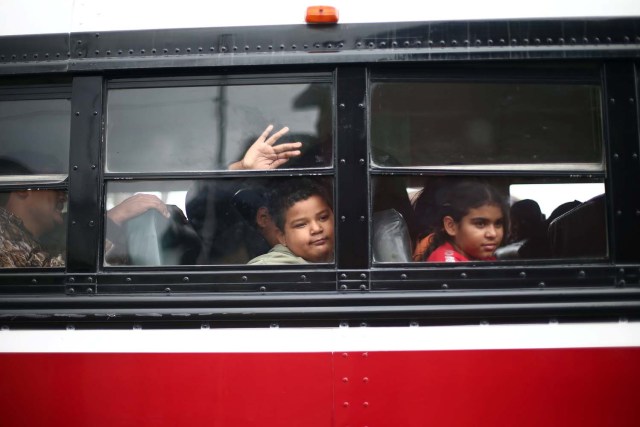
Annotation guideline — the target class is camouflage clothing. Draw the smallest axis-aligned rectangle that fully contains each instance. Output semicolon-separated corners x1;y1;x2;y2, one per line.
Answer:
0;207;65;268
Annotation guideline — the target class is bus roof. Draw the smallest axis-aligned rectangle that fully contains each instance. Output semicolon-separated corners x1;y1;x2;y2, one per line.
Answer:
2;0;640;36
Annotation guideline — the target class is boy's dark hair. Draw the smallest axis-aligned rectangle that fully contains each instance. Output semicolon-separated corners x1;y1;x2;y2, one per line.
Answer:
269;178;332;231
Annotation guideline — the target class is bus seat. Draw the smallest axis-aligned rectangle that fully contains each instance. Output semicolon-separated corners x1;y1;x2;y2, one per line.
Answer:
125;205;202;265
372;209;412;263
548;194;606;258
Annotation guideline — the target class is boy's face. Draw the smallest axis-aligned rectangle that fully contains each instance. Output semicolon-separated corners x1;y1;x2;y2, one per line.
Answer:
281;195;334;263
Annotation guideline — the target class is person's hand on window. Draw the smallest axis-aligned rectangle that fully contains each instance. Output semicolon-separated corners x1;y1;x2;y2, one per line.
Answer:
229;125;302;170
107;193;170;226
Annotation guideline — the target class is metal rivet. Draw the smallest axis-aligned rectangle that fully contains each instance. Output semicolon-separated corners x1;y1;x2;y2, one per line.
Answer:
519;271;526;278
480;320;489;326
460;272;467;279
118;50;123;55
342;352;348;358
260;286;266;292
410;321;419;327
126;277;132;282
360;322;367;327
339;103;345;109
538;282;546;288
66;325;75;331
360;274;367;279
71;220;76;225
86;288;93;294
88;221;95;227
198;47;203;52
363;402;369;407
340;284;348;291
152;49;157;53
68;287;75;294
618;280;626;287
75;111;80;116
340;274;347;279
400;274;407;280
87;277;93;283
31;278;37;284
164;287;171;293
360;216;365;222
175;48;180;53
186;48;191;53
128;49;133;54
358;103;364;108
617;210;622;216
270;323;279;328
578;270;586;278
629;98;635;104
342;377;349;383
610;98;616;105
133;324;142;330
300;275;307;281
241;275;248;282
340;216;346;222
613;153;620;160
338;42;344;48
343;402;349;407
442;283;448;289
362;377;369;383
362;352;368;358
619;268;625;275
340;158;346;165
93;111;98;116
140;49;145;54
201;323;210;329
359;284;367;291
163;48;168;53
73;165;78;170
359;158;365;165
69;277;75;283
91;164;96;169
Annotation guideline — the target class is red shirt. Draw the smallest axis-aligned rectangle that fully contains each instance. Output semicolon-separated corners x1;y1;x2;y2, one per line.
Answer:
426;241;496;262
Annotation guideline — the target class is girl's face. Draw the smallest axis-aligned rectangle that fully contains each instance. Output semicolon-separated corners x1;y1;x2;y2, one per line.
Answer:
444;203;504;260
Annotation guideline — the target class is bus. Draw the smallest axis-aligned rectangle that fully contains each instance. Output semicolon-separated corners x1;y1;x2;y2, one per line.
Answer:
1;1;640;426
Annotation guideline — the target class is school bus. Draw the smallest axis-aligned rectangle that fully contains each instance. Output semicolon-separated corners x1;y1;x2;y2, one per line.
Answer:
1;1;640;426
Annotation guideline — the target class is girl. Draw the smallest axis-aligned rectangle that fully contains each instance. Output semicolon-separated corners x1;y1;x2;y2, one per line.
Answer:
423;181;508;262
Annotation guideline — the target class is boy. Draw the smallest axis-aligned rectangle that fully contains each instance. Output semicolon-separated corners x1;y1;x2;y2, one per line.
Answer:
248;179;334;265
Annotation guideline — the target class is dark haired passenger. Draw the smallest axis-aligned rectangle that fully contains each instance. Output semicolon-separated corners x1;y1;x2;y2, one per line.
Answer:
423;181;508;262
248;179;334;265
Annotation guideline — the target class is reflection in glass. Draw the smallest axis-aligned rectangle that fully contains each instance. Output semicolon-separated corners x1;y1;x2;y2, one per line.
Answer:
371;176;607;263
104;177;334;266
371;83;603;169
0;99;70;177
106;83;332;172
0;189;67;268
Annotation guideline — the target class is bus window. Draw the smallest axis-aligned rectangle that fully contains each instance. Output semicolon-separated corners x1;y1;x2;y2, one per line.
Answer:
0;99;70;182
370;82;603;170
0;94;71;269
370;76;607;264
106;82;332;172
372;177;607;263
103;177;334;266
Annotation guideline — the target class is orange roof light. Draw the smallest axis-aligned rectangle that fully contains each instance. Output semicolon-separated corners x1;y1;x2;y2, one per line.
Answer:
305;6;339;24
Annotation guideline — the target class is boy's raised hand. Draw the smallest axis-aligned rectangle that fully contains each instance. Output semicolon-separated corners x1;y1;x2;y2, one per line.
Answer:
229;125;302;170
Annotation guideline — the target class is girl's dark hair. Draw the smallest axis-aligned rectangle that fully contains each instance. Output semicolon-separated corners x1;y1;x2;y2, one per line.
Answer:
269;178;332;231
423;180;509;260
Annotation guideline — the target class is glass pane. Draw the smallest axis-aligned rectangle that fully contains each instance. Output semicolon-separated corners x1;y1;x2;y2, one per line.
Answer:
0;189;67;268
0;99;70;179
104;177;334;266
106;83;332;172
371;82;603;169
371;176;607;263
